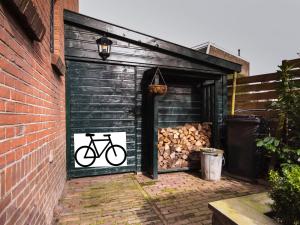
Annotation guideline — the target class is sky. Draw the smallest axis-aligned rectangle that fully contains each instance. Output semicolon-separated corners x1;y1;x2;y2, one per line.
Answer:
80;0;300;75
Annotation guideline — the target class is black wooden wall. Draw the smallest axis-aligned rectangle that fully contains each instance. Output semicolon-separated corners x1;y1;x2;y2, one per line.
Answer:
66;61;139;177
64;24;227;73
65;16;230;178
158;84;203;128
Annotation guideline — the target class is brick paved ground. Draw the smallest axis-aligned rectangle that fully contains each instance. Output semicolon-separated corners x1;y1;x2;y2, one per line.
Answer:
53;172;266;225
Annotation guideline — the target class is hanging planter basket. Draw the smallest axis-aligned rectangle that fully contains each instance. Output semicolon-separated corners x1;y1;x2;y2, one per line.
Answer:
148;84;167;95
148;68;167;95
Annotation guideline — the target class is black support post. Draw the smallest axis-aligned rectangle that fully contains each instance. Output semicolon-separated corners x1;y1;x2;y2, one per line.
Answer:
151;75;159;179
213;79;221;148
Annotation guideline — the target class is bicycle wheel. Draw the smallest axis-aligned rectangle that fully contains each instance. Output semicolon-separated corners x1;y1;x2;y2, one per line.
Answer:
105;145;127;166
75;146;96;167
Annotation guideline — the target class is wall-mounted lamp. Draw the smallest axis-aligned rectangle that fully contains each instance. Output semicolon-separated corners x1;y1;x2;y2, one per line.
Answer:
96;36;112;60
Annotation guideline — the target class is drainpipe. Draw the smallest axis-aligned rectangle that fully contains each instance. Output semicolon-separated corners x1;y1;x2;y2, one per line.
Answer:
231;72;237;115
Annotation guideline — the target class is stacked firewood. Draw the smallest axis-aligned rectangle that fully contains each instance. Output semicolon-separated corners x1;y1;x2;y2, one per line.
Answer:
158;123;212;169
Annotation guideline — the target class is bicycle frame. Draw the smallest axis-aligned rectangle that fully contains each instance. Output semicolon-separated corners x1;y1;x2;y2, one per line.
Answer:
86;136;113;158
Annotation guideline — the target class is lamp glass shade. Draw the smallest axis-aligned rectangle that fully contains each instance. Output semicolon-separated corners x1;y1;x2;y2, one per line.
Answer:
96;36;112;60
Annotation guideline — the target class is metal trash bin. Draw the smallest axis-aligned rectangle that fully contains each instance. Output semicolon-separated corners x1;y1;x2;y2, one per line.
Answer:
201;148;224;181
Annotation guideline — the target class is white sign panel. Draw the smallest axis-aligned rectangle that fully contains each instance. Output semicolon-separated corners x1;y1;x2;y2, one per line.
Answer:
74;132;127;168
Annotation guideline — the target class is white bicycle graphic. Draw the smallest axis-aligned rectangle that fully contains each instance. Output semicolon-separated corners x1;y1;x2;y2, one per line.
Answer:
74;133;127;167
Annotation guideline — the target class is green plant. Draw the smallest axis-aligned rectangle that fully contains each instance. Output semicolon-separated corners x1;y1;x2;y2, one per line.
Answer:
272;62;300;145
256;62;300;165
257;136;280;153
269;164;300;225
257;136;300;164
257;62;300;224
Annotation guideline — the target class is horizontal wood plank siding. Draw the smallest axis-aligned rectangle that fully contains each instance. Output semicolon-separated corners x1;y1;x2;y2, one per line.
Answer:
135;67;149;172
64;17;231;178
227;70;300;119
227;70;300;86
67;61;137;177
158;85;202;128
64;24;226;74
64;10;241;72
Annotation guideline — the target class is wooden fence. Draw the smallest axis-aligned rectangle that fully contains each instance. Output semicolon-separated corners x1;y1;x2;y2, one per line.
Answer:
227;58;300;120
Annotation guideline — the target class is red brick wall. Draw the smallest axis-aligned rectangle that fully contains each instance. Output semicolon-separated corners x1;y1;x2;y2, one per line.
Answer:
53;0;65;63
0;0;78;224
64;0;79;12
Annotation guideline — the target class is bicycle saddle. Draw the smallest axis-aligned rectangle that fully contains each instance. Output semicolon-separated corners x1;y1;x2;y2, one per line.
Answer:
85;133;95;137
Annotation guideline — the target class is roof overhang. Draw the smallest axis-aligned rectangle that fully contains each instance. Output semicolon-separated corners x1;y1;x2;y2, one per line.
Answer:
64;10;242;74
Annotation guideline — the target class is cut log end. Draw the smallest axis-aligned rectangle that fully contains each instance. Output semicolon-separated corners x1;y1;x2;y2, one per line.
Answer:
158;123;211;170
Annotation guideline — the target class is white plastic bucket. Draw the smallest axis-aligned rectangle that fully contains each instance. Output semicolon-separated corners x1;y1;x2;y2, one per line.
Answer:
200;148;224;181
